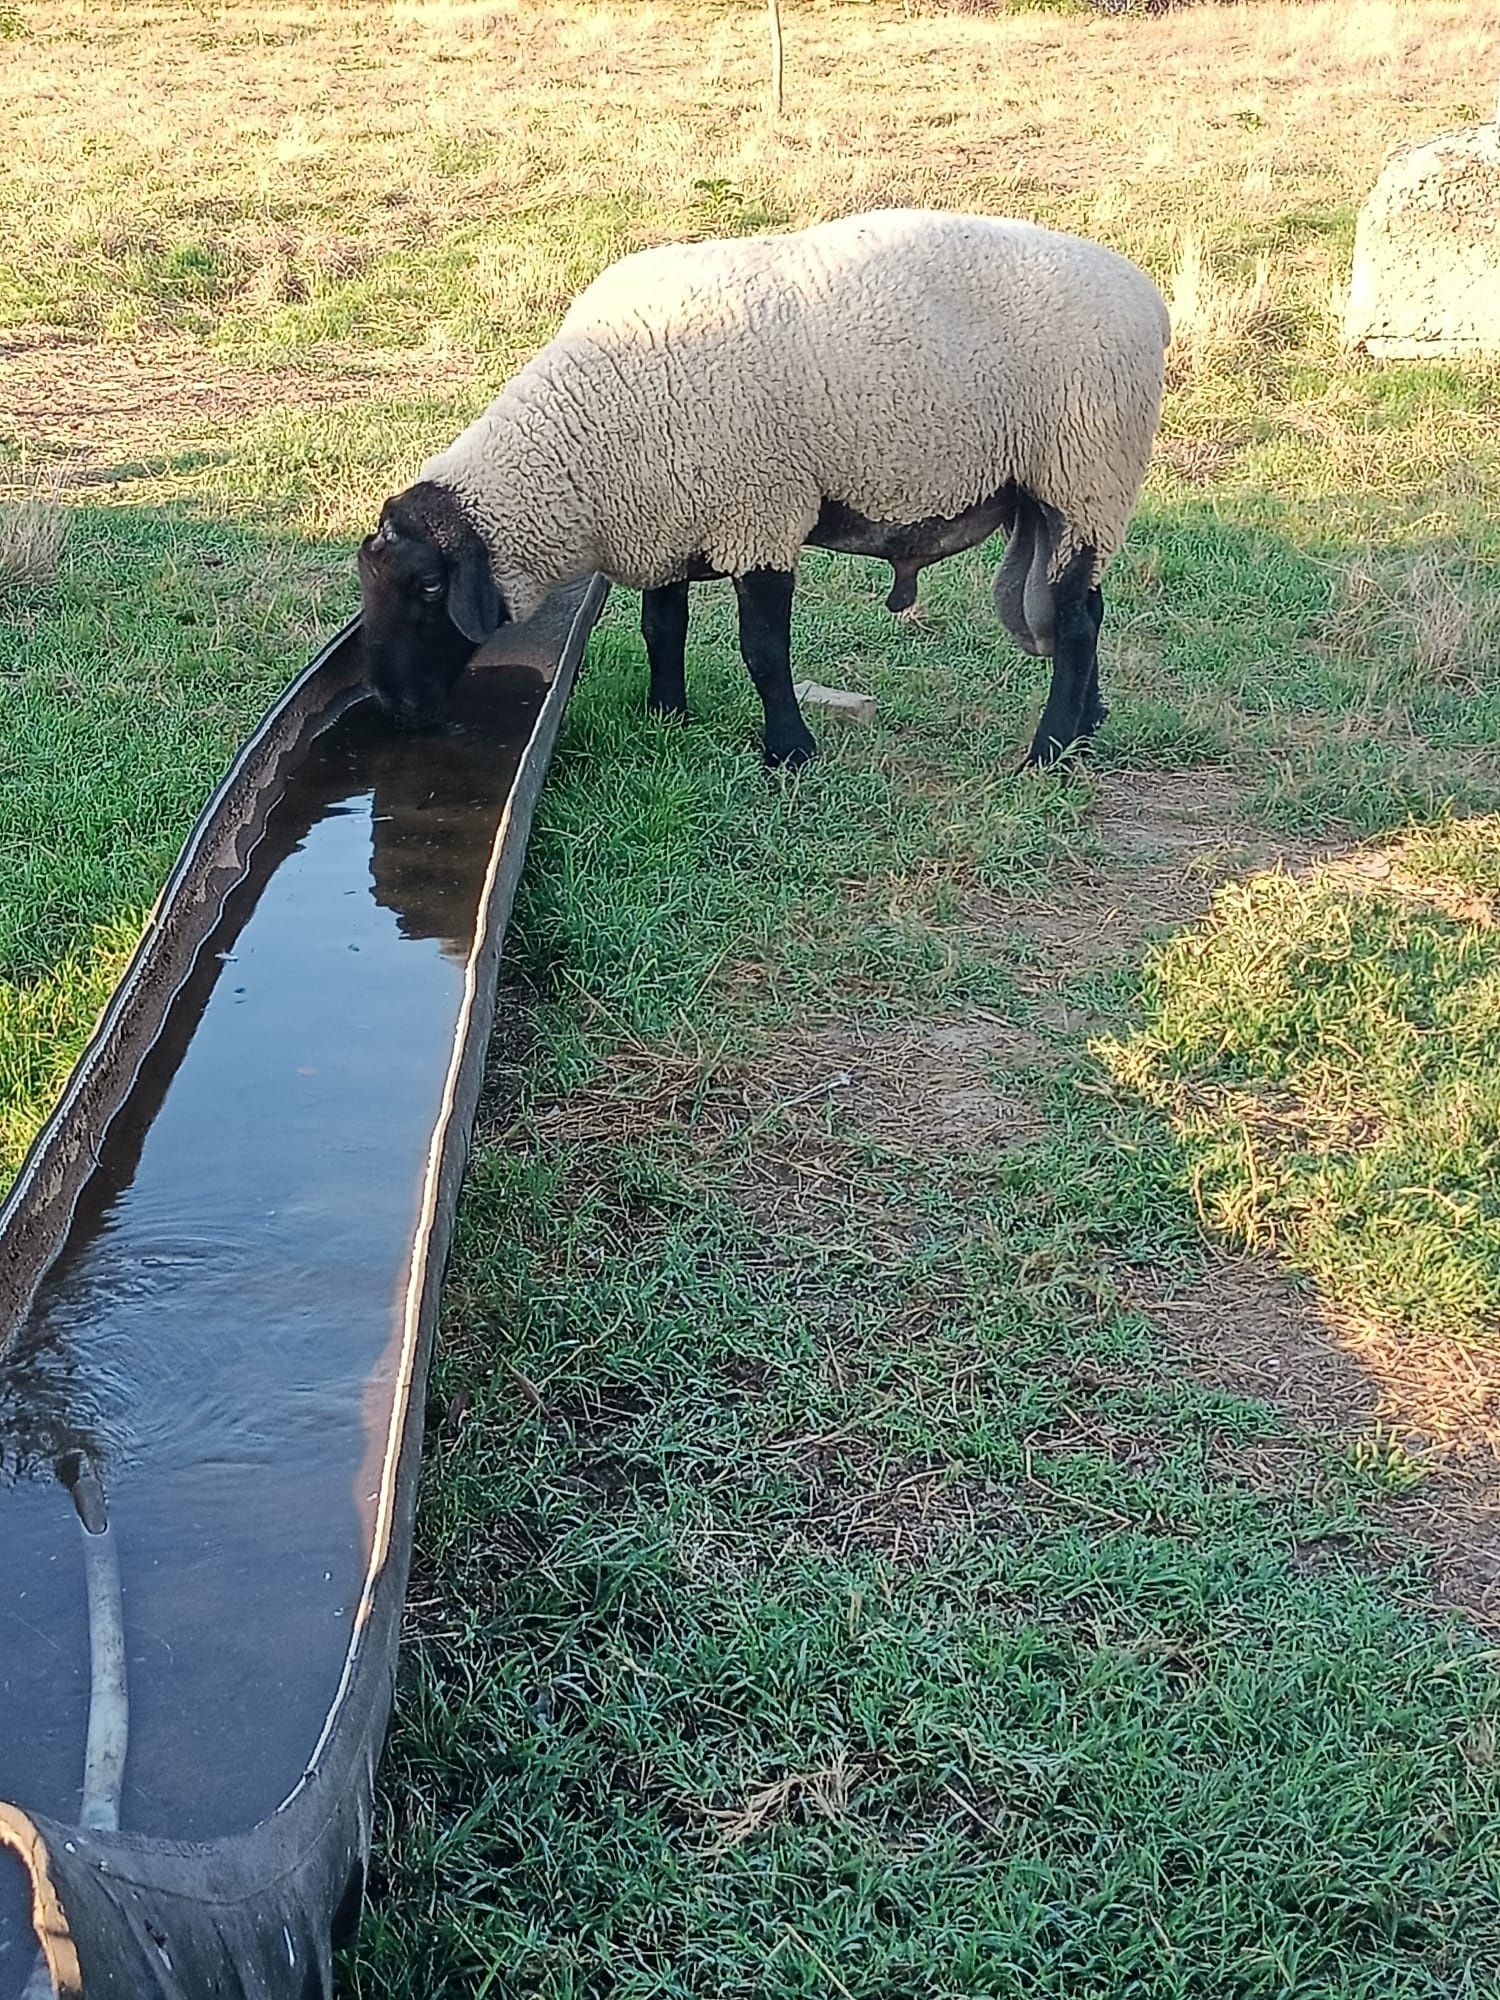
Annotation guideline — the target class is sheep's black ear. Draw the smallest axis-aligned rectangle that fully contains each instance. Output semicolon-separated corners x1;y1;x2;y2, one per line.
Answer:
447;540;502;643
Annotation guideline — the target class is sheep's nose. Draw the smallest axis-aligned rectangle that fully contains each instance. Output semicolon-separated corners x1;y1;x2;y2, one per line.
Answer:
393;697;447;732
371;685;427;729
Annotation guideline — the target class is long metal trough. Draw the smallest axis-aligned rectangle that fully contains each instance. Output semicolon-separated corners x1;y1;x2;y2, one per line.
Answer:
0;576;609;1998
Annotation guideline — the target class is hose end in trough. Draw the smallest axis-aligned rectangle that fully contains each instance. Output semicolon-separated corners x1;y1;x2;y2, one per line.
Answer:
56;1454;107;1536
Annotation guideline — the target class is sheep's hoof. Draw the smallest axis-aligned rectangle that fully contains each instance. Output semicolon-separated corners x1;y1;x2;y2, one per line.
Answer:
1021;715;1106;774
764;735;819;773
647;698;689;723
1018;743;1091;778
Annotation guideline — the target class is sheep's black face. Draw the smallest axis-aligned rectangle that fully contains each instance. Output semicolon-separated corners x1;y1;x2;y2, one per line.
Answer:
358;483;509;730
359;525;472;730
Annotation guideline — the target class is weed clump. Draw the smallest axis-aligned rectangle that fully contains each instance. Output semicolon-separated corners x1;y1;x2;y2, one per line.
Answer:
1167;231;1282;381
0;495;68;611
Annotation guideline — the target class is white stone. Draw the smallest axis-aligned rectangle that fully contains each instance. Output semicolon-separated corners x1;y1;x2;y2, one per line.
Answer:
1344;116;1500;359
793;681;877;723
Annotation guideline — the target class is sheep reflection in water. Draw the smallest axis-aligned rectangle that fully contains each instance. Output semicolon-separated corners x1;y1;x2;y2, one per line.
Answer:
362;661;549;961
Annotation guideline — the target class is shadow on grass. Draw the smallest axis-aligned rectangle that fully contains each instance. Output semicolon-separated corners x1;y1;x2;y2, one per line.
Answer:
6;475;1499;1163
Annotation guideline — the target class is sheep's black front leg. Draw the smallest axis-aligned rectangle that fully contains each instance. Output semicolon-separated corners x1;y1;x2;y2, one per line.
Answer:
1025;547;1102;769
734;568;817;769
641;581;690;718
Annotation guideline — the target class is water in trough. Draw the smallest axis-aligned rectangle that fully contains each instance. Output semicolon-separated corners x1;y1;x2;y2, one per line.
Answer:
0;661;549;1994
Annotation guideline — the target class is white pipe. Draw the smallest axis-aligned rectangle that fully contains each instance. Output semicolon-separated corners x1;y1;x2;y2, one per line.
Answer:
18;1470;131;1996
65;1468;128;1834
76;1526;128;1833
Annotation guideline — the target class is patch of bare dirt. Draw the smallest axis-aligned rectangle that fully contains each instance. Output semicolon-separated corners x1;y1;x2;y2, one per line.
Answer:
0;332;477;483
1138;1258;1500;1458
979;768;1344;988
959;775;1500;1633
1134;1256;1500;1630
752;1018;1046;1155
1156;434;1248;486
770;1437;1030;1566
522;1015;1046;1251
536;1015;1047;1162
1322;843;1498;929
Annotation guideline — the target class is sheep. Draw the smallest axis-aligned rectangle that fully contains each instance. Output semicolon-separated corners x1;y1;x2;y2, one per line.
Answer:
358;208;1170;769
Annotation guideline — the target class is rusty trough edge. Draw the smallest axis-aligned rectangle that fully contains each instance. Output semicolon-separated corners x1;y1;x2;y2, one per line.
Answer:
0;573;611;1999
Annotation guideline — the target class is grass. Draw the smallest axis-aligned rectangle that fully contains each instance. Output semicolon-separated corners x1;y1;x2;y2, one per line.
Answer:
4;1;1500;1993
344;629;1500;1995
1105;823;1500;1343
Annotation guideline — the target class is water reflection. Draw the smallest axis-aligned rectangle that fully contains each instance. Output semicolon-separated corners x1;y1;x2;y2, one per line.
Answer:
367;663;546;958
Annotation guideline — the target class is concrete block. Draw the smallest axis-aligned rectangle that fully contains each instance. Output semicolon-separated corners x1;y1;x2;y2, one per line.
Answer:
794;681;876;724
1344;107;1500;359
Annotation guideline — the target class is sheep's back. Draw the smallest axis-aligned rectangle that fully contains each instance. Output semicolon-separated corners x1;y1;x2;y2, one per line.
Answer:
550;209;1169;582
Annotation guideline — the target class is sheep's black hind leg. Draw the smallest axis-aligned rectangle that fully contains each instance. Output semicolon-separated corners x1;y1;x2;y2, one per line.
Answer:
1079;585;1107;734
642;581;690;718
1024;547;1101;769
734;568;817;770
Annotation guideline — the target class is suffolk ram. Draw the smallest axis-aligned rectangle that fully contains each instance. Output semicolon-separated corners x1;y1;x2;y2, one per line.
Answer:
358;208;1170;768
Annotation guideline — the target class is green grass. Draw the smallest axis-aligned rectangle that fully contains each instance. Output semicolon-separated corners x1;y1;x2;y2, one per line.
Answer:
6;361;1500;2000
332;628;1500;1998
1106;823;1500;1343
5;2;1500;1993
356;1156;1498;1996
0;507;349;974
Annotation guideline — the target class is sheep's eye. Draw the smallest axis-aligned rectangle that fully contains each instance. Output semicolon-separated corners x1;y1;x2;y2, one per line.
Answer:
421;578;445;601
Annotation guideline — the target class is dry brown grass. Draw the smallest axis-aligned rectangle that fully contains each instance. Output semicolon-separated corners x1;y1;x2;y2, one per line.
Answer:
0;330;480;484
5;0;1497;513
1318;544;1500;692
534;1017;1046;1156
699;1754;862;1852
2;0;1497;445
1166;230;1279;380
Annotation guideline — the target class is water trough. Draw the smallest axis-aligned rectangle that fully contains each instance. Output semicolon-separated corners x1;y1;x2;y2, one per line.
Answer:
0;575;609;1999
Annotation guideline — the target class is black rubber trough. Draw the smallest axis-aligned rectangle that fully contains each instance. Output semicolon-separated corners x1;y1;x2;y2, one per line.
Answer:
0;576;609;2000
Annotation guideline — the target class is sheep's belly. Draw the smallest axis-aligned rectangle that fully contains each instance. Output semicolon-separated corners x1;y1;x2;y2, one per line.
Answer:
807;490;1014;611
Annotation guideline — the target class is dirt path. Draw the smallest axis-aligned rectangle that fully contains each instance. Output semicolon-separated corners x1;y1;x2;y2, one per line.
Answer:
0;332;478;484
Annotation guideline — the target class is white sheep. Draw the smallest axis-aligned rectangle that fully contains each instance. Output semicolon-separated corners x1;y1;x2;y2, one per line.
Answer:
358;208;1170;768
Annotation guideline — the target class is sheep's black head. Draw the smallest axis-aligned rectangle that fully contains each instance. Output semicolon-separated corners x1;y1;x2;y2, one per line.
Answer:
358;482;509;729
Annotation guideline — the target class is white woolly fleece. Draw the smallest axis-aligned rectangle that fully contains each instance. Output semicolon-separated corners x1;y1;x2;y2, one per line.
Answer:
420;208;1170;622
